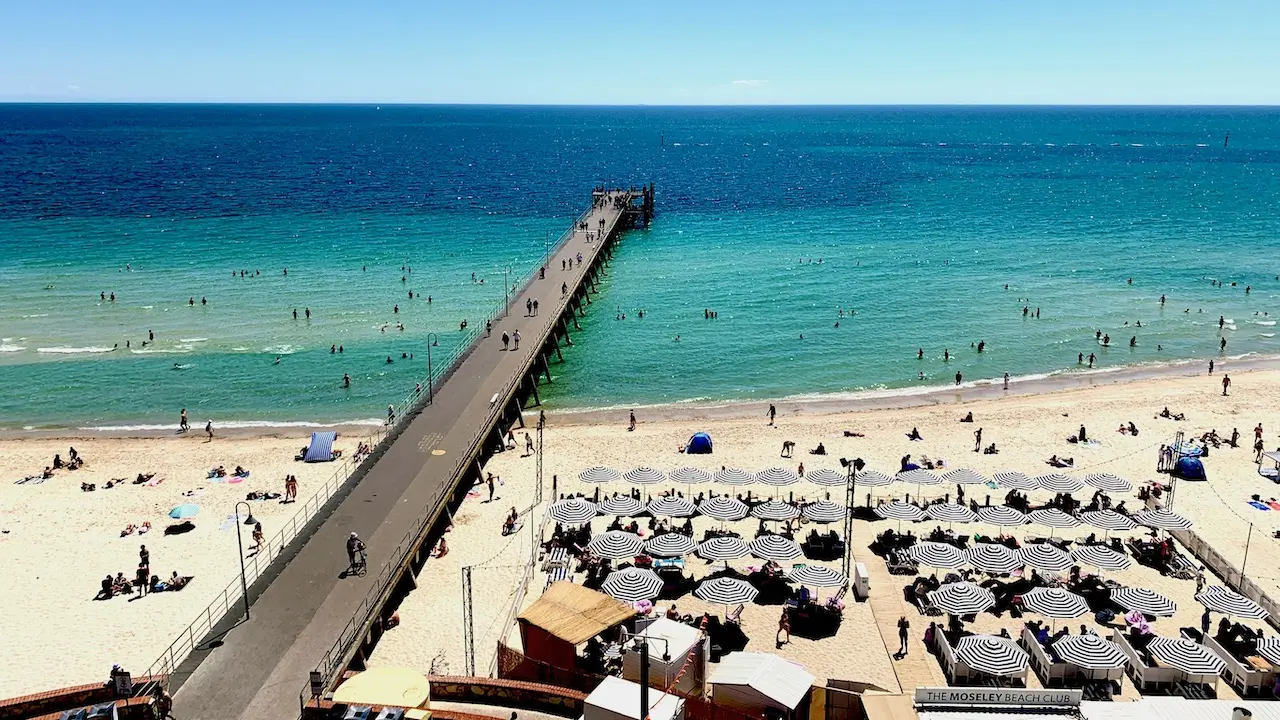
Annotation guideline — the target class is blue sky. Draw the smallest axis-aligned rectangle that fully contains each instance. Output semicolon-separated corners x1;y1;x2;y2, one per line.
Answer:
1;0;1277;104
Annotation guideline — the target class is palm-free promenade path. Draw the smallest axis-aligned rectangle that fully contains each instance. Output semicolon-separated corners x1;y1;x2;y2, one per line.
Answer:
172;188;653;720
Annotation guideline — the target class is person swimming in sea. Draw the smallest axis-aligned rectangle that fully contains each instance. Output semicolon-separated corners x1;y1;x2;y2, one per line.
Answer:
343;373;351;388
274;356;281;365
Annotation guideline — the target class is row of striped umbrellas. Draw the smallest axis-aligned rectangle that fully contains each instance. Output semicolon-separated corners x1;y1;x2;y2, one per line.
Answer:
907;540;1134;574
927;577;1267;621
550;495;849;524
579;466;1133;493
600;563;848;604
588;530;806;563
951;632;1231;677
873;502;1192;531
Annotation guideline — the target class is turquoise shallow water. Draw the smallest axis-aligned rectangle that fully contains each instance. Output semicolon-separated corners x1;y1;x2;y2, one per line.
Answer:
2;105;1279;428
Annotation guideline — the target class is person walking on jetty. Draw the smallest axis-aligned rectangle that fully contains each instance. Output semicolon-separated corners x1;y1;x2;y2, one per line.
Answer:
512;330;521;350
501;332;510;351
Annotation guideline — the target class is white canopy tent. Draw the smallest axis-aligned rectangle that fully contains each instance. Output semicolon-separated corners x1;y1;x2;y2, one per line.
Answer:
621;618;707;696
584;676;685;720
709;652;815;717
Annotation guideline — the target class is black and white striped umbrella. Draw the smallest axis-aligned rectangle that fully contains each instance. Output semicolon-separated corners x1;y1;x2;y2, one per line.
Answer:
898;468;941;486
943;468;988;486
1018;543;1073;573
699;496;749;521
854;469;895;487
908;541;966;570
1112;587;1177;617
695;577;758;605
671;467;712;485
1255;637;1280;666
928;581;996;615
601;568;664;603
749;534;802;561
1080;510;1136;532
752;499;800;521
645;533;697;558
714;468;754;486
696;536;749;561
549;498;598;525
579;466;620;484
624;467;666;485
599;495;646;516
1072;544;1133;571
977;505;1029;527
966;543;1021;574
1022;587;1090;619
955;635;1030;676
926;503;977;524
1146;636;1226;676
587;530;644;560
756;467;800;487
994;470;1037;491
790;564;847;588
1133;509;1193;531
874;501;925;522
1036;473;1084;494
1084;473;1132;493
802;500;847;523
648;496;696;517
1196;586;1269;620
1052;635;1128;670
806;468;846;487
1028;508;1082;529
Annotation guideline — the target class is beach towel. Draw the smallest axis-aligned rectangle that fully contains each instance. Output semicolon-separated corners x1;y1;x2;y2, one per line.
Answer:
220;515;240;531
227;476;244;484
146;476;164;487
15;476;46;485
1268;501;1280;511
1249;501;1270;511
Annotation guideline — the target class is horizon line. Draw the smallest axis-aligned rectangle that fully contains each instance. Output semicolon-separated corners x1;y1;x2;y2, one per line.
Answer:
2;101;1280;109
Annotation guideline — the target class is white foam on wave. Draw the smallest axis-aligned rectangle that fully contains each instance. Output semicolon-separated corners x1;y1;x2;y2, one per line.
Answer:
1253;320;1276;326
78;418;384;432
129;347;191;355
37;346;115;354
179;337;209;342
263;344;298;355
1263;333;1276;338
22;313;49;318
0;344;26;353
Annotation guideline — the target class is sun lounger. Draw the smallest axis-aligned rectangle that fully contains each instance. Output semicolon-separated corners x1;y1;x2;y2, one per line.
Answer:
543;546;568;572
1166;551;1197;580
544;565;569;589
726;603;744;624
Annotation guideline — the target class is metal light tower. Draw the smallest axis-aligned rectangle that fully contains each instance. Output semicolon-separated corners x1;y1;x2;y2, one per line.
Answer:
425;332;438;404
841;459;858;582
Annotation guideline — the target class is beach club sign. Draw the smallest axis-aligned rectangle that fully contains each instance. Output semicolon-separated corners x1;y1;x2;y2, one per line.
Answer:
914;687;1082;707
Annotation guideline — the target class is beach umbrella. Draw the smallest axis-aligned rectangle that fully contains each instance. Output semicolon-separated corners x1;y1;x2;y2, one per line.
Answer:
1072;544;1132;571
1052;635;1127;671
1084;473;1132;493
624;467;666;485
699;496;748;521
695;577;758;605
943;468;988;486
1196;586;1269;620
587;531;644;560
599;495;646;517
1255;637;1280;667
671;467;712;485
965;544;1021;574
601;568;664;603
1027;508;1082;529
749;534;802;562
955;635;1030;677
1112;587;1177;617
751;499;800;521
755;467;799;487
854;469;895;488
926;503;977;524
579;466;619;484
976;505;1028;527
802;500;847;523
1133;509;1193;531
648;496;696;517
549;498;598;525
897;469;941;486
806;468;846;487
928;582;996;615
714;468;753;486
1080;510;1136;533
993;470;1036;491
168;503;200;519
907;542;966;570
1022;588;1090;619
1018;543;1073;573
696;536;749;562
874;501;925;522
790;564;847;588
1035;473;1084;494
645;533;697;558
1146;637;1226;676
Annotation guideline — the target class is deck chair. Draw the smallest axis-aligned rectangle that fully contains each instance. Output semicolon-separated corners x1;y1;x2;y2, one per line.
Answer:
544;565;569;589
726;603;744;624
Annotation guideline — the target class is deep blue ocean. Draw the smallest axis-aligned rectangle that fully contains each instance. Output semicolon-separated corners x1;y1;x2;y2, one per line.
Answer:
2;105;1278;429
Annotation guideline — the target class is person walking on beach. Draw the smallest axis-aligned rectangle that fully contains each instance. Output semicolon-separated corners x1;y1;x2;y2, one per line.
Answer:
1222;374;1231;396
629;411;637;432
204;420;214;442
768;404;776;426
1003;372;1010;390
777;610;790;647
501;331;510;351
252;521;264;552
486;320;492;338
487;472;496;501
285;474;298;502
974;428;983;453
179;409;189;433
140;544;150;569
897;616;910;656
1209;359;1215;374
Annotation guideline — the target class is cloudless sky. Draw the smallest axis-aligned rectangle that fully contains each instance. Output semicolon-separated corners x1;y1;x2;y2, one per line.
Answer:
1;0;1277;104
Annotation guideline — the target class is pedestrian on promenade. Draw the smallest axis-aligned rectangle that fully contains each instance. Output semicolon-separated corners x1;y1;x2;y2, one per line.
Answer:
513;330;520;350
501;332;510;350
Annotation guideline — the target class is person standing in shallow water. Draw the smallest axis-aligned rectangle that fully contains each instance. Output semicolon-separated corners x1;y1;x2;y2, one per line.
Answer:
955;371;962;386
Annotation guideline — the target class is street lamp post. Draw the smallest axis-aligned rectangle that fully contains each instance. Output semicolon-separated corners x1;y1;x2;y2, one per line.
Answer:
425;332;438;404
233;501;254;621
502;268;511;313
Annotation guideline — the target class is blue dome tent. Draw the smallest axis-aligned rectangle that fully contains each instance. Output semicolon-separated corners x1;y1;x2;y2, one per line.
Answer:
1172;456;1206;480
686;432;713;454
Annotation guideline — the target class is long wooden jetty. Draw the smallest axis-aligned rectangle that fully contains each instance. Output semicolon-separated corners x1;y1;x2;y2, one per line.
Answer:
170;186;654;720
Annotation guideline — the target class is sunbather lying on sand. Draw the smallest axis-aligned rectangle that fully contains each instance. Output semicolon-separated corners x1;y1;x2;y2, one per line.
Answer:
1047;455;1074;468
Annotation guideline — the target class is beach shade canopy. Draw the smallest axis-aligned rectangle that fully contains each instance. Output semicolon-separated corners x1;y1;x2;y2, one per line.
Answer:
645;533;697;558
874;501;926;522
897;468;941;486
1196;586;1269;620
1133;509;1193;531
588;531;645;560
993;470;1037;491
699;496;749;521
752;499;800;521
1084;473;1133;493
749;534;803;562
1072;544;1133;571
696;536;750;562
907;541;966;570
965;544;1021;574
1146;636;1227;676
685;432;714;454
579;466;620;484
977;505;1028;527
926;503;977;524
1035;473;1084;494
755;467;800;487
1112;587;1178;617
1052;635;1128;670
1022;588;1090;619
943;468;988;486
955;635;1030;677
1080;510;1136;533
1172;456;1206;480
332;667;430;709
695;577;758;605
601;568;664;603
648;496;697;517
549;498;598;525
1255;638;1280;667
928;581;996;615
806;468;846;487
802;500;847;523
854;469;895;488
168;503;200;519
790;564;847;588
1027;508;1082;529
714;468;754;486
1018;543;1073;573
625;467;666;485
671;467;712;485
303;431;338;463
599;495;646;517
